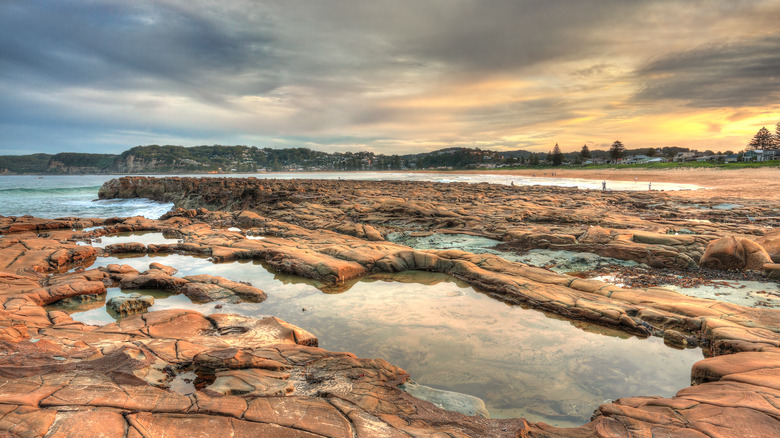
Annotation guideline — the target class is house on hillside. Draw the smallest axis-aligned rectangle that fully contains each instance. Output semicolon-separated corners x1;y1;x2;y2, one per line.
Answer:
624;154;649;164
673;152;697;162
744;150;760;161
624;155;665;164
583;158;607;165
696;154;723;162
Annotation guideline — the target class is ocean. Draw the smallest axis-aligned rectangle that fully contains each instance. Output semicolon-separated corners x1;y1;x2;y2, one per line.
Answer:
0;175;173;219
0;173;699;219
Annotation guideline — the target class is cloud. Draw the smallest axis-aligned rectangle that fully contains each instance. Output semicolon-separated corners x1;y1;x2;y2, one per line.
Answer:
0;1;279;99
2;0;780;154
571;64;617;79
633;34;780;108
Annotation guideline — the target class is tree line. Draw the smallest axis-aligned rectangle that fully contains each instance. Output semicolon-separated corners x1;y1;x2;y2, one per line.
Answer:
1;131;777;174
747;122;780;150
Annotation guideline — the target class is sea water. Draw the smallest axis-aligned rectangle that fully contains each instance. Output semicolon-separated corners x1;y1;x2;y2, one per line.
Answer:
0;175;173;219
57;251;703;427
0;172;699;219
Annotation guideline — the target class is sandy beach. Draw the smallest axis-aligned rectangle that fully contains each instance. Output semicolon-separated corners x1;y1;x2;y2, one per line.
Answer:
457;167;780;201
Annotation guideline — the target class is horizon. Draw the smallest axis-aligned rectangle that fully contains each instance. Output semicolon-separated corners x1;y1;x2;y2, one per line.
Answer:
0;142;742;159
2;1;779;155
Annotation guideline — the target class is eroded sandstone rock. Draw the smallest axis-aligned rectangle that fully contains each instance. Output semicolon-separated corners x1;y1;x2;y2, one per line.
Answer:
182;275;266;303
700;237;773;271
2;202;780;437
757;229;780;263
106;292;154;316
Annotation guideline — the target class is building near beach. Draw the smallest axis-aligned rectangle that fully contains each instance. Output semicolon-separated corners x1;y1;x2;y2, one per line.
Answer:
743;149;780;161
625;155;665;164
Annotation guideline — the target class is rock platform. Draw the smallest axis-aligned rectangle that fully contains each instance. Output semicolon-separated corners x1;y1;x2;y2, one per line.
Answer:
99;176;780;268
0;176;776;436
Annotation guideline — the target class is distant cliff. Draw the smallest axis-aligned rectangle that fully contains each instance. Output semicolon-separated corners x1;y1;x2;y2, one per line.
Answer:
0;153;116;174
0;143;605;174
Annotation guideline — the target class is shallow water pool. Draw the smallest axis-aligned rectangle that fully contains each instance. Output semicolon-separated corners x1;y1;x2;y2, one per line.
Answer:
56;253;705;427
81;231;180;248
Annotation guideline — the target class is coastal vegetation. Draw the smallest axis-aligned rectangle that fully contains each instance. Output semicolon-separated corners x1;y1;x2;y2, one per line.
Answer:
2;145;779;174
1;122;779;174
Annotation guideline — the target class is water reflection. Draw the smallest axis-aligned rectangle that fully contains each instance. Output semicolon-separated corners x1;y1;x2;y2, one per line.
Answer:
64;254;702;427
79;231;180;248
47;287;197;325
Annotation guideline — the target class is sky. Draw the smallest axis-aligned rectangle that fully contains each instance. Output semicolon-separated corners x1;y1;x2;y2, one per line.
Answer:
2;0;780;155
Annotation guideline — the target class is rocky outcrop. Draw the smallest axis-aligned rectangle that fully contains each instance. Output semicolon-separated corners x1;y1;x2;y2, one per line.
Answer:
1;202;780;435
0;216;108;234
100;262;267;305
106;292;154;316
0;258;526;437
400;381;490;418
0;234;97;274
502;226;711;269
700;236;773;271
181;275;267;303
99;176;778;269
757;229;780;263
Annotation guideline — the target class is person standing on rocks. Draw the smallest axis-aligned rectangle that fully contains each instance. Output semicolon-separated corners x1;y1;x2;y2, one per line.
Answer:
602;180;606;191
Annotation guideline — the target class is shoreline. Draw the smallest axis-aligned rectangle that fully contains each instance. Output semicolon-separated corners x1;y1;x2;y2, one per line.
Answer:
414;167;780;200
6;167;780;204
1;176;780;436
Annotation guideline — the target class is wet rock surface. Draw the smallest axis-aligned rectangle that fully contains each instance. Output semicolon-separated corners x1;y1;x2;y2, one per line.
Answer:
700;236;773;271
0;176;777;436
400;381;490;418
99;176;778;256
106;292;154;316
99;261;267;304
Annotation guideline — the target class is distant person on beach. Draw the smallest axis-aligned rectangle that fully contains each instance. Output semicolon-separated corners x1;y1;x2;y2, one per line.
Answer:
648;182;652;191
635;177;638;183
602;180;606;191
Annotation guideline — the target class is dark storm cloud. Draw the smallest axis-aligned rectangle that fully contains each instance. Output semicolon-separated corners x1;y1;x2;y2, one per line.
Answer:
389;0;630;73
0;1;280;100
0;1;635;99
257;0;649;78
634;34;780;108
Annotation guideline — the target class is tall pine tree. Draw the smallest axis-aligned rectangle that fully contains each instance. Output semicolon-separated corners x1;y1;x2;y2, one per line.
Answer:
609;140;625;160
776;121;780;144
748;127;776;150
579;144;591;160
551;143;564;166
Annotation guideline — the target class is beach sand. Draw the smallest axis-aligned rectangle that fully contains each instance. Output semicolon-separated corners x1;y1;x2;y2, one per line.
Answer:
456;167;780;201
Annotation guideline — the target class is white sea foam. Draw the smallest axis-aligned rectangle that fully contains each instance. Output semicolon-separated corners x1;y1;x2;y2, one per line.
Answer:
0;175;174;218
